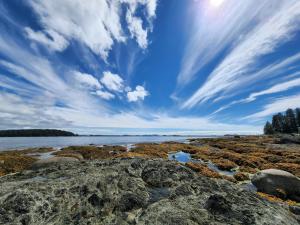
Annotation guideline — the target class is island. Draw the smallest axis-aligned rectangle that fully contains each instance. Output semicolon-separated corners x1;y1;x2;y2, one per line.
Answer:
0;129;76;137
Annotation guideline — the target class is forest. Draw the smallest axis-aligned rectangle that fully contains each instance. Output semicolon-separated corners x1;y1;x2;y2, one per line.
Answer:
264;108;300;134
0;129;76;137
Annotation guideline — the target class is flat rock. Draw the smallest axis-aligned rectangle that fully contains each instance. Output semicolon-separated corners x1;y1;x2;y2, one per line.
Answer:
251;169;300;201
30;156;79;170
0;159;298;225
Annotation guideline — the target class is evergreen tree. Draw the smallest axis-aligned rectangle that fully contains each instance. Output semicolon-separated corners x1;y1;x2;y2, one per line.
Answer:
284;109;297;133
272;113;284;133
296;108;300;128
264;121;274;135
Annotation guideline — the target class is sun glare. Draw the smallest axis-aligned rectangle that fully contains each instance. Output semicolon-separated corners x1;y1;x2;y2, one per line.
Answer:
210;0;225;7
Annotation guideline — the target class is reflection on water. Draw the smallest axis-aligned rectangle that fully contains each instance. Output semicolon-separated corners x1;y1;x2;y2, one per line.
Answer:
168;151;191;163
168;151;237;176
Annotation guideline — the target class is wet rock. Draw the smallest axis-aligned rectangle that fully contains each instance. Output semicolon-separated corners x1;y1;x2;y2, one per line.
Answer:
88;193;103;207
118;192;145;211
251;169;300;201
0;159;298;225
289;205;300;215
205;194;231;214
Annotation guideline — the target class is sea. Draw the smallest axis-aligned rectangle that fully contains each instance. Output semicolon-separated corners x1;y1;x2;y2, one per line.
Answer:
0;135;212;151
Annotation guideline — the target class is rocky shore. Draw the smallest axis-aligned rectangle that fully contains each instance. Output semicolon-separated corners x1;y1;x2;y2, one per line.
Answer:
0;158;299;225
0;135;300;224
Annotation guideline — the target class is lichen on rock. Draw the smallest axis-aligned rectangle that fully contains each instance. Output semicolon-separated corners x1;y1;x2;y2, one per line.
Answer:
0;158;298;225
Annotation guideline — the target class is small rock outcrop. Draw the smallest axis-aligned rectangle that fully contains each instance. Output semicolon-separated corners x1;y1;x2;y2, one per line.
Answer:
251;169;300;201
0;159;299;225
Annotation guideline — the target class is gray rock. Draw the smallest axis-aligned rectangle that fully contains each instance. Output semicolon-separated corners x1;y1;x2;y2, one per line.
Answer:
275;134;300;144
289;205;300;215
251;169;300;201
0;159;298;225
30;156;79;170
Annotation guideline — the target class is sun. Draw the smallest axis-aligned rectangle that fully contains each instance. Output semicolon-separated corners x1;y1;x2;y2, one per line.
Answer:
210;0;225;7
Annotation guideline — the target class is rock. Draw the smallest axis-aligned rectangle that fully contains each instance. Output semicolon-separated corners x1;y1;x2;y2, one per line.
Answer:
275;134;300;144
0;159;298;225
204;194;231;214
30;157;79;170
251;169;300;201
289;205;300;215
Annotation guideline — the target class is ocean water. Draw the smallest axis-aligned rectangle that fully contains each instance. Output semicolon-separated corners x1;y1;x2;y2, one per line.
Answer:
0;136;205;151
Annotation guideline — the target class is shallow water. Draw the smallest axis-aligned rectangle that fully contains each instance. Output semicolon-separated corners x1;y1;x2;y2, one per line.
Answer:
0;136;204;151
206;162;236;176
168;151;191;163
168;151;237;176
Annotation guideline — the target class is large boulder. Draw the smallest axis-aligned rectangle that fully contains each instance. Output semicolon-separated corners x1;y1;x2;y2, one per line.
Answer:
251;169;300;201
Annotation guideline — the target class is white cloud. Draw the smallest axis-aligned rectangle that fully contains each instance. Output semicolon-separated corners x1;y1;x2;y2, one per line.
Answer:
180;1;300;109
100;71;124;92
246;76;300;102
24;27;68;51
46;106;261;134
0;0;263;135
209;54;300;115
73;71;102;89
126;10;148;49
0;92;35;115
120;0;157;20
245;93;300;119
177;0;266;87
146;0;157;19
26;0;157;59
94;90;115;100
0;28;110;120
127;85;149;102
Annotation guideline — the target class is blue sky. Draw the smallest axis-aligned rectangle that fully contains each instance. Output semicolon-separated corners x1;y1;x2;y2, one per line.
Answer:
1;0;300;135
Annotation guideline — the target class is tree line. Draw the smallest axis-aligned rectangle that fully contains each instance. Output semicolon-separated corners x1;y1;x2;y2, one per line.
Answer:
0;129;76;137
264;108;300;134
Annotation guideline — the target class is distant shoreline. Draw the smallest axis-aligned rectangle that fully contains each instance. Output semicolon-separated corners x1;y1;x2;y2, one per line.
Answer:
0;129;76;137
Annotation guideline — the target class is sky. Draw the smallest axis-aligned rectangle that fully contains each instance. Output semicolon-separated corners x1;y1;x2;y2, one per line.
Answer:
0;0;300;135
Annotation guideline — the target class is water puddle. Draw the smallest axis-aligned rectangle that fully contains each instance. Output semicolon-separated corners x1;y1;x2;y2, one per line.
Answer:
206;162;236;176
168;151;191;163
168;151;237;176
26;149;59;160
125;144;135;152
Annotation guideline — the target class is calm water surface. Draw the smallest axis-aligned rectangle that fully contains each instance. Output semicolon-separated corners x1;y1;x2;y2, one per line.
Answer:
0;136;207;151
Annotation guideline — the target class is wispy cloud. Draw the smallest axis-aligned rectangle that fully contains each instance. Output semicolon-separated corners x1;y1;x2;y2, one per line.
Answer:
94;90;115;100
245;93;300;119
180;1;300;109
245;75;300;102
25;0;157;60
177;0;269;87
